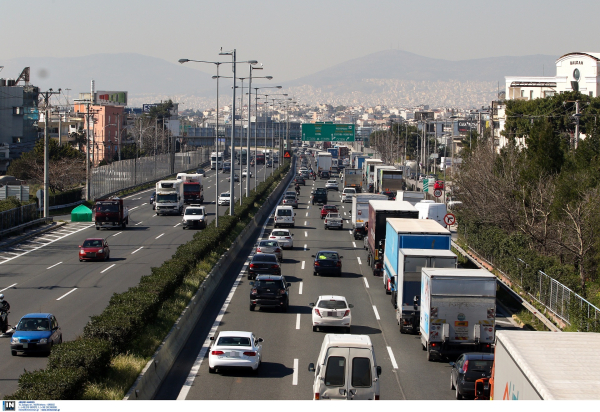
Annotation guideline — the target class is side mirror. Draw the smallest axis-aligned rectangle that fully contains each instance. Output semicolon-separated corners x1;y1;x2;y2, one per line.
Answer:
376;366;382;376
449;362;455;367
257;337;264;343
340;256;344;259
311;255;315;258
295;213;297;216
210;336;215;341
249;281;255;286
287;283;291;287
308;363;315;372
78;245;82;248
292;234;294;236
309;302;315;307
348;304;354;308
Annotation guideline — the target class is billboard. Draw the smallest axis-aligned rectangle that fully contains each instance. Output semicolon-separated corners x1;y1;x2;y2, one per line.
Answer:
457;121;477;134
96;91;127;106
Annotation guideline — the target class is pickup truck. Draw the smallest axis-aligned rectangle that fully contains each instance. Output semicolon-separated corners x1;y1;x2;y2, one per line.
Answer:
324;212;343;230
311;187;328;205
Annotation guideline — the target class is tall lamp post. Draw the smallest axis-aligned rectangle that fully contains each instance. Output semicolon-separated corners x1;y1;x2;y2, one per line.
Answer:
253;86;283;183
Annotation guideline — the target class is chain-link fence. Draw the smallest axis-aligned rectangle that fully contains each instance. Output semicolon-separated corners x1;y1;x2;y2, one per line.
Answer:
0;203;38;231
90;149;211;200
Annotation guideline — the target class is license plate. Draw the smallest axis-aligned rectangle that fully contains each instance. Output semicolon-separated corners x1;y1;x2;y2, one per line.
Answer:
327;311;336;317
23;343;28;348
229;351;240;358
87;253;96;257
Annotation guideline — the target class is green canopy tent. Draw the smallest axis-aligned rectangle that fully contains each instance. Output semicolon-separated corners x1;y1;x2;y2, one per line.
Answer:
71;204;92;222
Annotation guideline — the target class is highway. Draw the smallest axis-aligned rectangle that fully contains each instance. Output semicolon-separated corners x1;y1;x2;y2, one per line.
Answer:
0;158;278;399
155;153;521;400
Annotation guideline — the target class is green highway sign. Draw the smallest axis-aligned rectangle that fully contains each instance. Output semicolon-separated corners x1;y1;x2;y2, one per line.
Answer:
423;179;429;193
302;123;355;141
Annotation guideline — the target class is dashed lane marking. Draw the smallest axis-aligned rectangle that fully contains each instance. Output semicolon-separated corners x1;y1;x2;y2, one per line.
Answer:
387;346;399;369
304;231;308;237
132;247;143;254
372;305;380;320
304;244;307;251
0;283;17;293
101;264;116;274
357;257;362;265
301;261;305;270
363;278;369;288
156;233;165;239
296;314;301;330
174;223;181;227
56;288;78;301
292;359;299;385
352;242;357;248
299;281;303;294
47;262;62;270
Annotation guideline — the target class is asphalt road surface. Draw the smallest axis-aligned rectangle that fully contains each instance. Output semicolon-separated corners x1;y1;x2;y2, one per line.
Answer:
0;159;278;398
155;154;521;401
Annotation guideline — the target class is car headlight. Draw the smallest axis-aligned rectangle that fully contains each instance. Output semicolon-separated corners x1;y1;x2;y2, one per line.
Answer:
98;248;104;253
80;249;85;254
11;337;19;344
39;338;48;344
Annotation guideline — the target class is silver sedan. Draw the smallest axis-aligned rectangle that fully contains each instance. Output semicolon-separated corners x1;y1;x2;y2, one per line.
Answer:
256;240;283;262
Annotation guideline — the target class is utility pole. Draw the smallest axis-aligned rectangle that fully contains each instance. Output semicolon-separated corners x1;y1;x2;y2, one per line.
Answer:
40;88;61;218
575;100;580;149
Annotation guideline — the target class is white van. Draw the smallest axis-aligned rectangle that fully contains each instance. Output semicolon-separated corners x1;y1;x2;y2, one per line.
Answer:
274;205;295;228
308;334;381;400
414;200;446;227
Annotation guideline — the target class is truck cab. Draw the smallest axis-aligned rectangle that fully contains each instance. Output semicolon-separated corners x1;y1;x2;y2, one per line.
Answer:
94;198;128;230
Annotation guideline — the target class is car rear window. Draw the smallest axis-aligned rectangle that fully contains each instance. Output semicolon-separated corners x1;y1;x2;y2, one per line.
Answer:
272;230;289;236
317;300;347;309
351;357;372;388
317;252;338;260
277;209;292;216
284;195;296;200
324;205;336;210
253;254;277;263
468;360;493;372
255;280;283;288
185;209;204;215
216;336;251;346
325;356;346;387
259;241;278;247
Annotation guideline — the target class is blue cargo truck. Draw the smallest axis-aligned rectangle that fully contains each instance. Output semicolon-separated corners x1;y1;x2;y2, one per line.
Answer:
381;219;454;333
327;148;338;159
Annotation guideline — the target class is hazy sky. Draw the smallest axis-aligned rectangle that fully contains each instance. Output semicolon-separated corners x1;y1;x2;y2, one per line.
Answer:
3;0;600;81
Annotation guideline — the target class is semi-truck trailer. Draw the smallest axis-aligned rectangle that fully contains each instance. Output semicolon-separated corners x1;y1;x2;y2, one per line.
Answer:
378;169;406;194
363;159;383;191
351;193;387;240
155;180;184;215
491;330;600;400
210;152;223;170
373;165;397;193
366;200;418;276
420;268;496;361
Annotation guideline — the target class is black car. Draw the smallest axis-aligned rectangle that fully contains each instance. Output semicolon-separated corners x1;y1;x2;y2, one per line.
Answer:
249;275;290;312
150;191;156;205
311;187;328;205
379;190;396;200
223;162;231;173
294;176;305;186
320;171;330;179
450;353;494;399
301;171;310;179
196;168;206;175
368;183;374;193
312;250;343;276
248;253;281;280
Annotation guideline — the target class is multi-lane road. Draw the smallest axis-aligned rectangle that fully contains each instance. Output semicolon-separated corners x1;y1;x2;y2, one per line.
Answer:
155;153;520;400
0;160;278;398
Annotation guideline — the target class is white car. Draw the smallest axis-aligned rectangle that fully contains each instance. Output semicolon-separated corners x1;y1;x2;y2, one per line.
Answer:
208;331;263;374
341;187;357;203
269;229;294;249
218;192;231;206
310;295;353;333
242;169;253;178
325;180;339;191
182;205;206;229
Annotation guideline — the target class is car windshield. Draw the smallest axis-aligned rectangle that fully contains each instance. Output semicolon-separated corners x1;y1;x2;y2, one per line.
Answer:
272;230;289;236
216;336;251;346
324;205;336;210
315;188;327;194
317;300;347;309
253;254;277;263
259;240;278;247
17;318;50;331
328;180;336;184
96;203;119;212
197;170;205;174
185;209;204;215
157;194;177;203
83;240;103;247
220;193;230;198
184;185;199;192
316;252;339;260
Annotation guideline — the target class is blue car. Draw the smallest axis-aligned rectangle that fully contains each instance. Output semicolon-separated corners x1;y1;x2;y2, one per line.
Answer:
10;313;62;356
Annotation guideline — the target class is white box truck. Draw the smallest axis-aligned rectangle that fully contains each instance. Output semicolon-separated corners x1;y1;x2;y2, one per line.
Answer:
373;165;396;193
351;194;388;240
420;268;496;361
316;152;332;174
377;168;405;194
491;330;600;400
155;180;184;215
415;200;447;227
363;159;383;191
396;191;425;206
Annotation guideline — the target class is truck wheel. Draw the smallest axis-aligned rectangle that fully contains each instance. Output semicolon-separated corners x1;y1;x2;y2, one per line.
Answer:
450;374;455;390
426;347;433;362
95;226;99;230
122;221;126;229
455;385;462;400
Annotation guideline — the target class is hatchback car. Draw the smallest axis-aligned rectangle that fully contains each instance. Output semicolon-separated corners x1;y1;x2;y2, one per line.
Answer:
248;253;281;280
450;352;494;399
310;295;353;332
341;187;357;203
312;250;343;276
256;240;283;262
325;180;339;191
320;171;330;179
434;180;445;190
79;238;110;261
223;162;231;173
227;173;240;182
249;275;291;311
218;192;231;206
208;331;263;374
269;229;294;249
282;194;298;209
10;313;62;356
320;204;338;219
294;176;306;186
242;169;253;178
267;161;273;168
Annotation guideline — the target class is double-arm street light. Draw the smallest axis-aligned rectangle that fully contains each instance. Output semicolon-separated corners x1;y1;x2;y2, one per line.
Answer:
252;86;282;184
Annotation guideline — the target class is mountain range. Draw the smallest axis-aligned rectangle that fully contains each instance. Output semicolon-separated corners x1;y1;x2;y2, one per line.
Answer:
2;50;558;109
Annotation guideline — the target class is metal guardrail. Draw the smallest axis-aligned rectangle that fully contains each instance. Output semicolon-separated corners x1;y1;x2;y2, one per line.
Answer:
0;217;53;240
0;203;38;232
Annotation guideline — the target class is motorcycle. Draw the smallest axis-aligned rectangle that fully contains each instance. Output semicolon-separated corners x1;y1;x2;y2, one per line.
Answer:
295;186;301;196
0;308;10;334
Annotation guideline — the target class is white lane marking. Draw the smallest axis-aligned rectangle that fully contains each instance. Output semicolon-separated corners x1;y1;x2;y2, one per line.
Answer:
352;242;357;248
174;223;181;227
112;231;123;237
156;233;165;239
304;221;307;226
131;247;143;254
344;212;347;215
0;223;94;266
372;305;380;320
305;212;308;217
301;261;305;270
293;359;299;385
296;314;301;330
342;205;345;209
0;283;17;292
135;221;143;226
304;244;307;251
363;278;370;288
299;282;303;295
10;248;26;252
47;262;62;270
140;202;147;206
304;231;308;237
307;205;310;209
357;257;362;265
130;206;139;211
348;230;352;234
345;220;349;224
101;264;116;274
56;288;78;301
387;346;399;369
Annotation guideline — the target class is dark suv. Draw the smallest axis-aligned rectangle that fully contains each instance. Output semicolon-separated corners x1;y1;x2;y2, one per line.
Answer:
249;275;291;311
311;187;328;205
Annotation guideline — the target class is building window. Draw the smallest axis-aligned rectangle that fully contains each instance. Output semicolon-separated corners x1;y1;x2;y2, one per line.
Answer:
590;92;594;97
530;90;534;100
12;137;21;143
13;107;23;115
520;90;525;97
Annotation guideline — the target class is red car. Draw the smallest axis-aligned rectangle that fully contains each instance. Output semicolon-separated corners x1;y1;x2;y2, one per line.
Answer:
79;238;110;261
320;204;338;219
434;180;445;190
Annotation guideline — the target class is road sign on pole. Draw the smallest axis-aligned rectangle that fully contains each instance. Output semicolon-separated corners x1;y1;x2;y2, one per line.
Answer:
443;213;456;226
423;179;429;192
433;189;442;198
301;123;355;141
